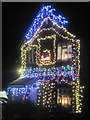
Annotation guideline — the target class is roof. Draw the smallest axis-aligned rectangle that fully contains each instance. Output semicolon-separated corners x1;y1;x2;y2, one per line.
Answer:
25;4;68;41
9;77;38;86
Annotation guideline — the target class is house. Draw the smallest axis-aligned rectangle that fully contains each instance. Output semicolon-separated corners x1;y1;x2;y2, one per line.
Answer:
7;4;84;113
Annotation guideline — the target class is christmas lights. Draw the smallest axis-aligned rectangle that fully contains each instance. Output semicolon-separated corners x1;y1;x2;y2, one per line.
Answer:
7;83;39;101
21;45;38;69
18;65;74;86
21;17;75;69
7;5;84;114
21;16;75;49
38;27;73;40
41;49;51;63
37;34;56;66
25;5;68;40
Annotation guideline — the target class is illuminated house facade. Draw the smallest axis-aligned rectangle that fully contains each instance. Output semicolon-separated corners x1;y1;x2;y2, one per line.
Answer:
7;5;84;113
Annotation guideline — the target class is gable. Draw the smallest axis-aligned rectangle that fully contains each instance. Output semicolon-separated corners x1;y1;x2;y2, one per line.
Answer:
24;5;75;42
21;17;75;49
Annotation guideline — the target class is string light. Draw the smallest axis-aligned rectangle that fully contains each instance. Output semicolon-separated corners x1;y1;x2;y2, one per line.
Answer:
7;5;84;114
21;16;75;49
37;34;56;66
25;5;68;40
18;65;74;86
38;27;73;40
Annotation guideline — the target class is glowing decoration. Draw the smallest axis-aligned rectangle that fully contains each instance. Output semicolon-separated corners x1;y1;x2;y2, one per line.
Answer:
57;89;71;106
62;54;68;60
21;21;75;69
37;34;56;66
57;45;61;60
38;27;74;41
18;68;25;74
65;99;67;104
41;49;51;62
62;46;67;60
21;45;38;69
18;65;74;86
7;84;39;102
57;44;71;60
62;97;71;106
68;45;71;58
10;4;84;114
41;55;50;61
23;17;75;46
25;5;68;40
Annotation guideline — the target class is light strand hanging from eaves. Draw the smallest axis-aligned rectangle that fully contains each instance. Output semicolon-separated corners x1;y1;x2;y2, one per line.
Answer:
25;5;75;41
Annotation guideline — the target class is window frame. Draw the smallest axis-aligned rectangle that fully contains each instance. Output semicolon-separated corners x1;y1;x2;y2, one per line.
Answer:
57;44;71;61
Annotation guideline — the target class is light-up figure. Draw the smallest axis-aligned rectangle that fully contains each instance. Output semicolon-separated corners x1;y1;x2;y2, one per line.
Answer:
41;55;50;61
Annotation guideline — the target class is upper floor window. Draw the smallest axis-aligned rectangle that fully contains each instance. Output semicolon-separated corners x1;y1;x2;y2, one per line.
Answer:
57;44;71;60
68;45;72;59
29;48;36;63
26;47;36;66
57;45;62;60
62;46;68;60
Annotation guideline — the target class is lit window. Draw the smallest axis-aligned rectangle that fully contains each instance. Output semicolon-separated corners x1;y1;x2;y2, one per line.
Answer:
57;89;71;106
68;45;71;58
62;46;67;60
57;45;61;60
57;44;71;60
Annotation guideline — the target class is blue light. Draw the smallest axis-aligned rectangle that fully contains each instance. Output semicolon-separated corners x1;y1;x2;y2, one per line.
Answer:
25;5;68;40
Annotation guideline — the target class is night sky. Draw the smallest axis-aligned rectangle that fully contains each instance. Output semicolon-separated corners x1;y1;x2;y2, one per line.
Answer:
2;2;88;89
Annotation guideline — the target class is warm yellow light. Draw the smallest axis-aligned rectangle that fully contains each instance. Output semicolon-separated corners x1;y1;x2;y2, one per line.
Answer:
65;99;67;104
62;54;68;60
62;99;64;105
18;69;22;73
60;99;62;103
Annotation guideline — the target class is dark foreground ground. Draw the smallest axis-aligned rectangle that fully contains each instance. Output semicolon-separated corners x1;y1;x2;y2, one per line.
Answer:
2;100;86;120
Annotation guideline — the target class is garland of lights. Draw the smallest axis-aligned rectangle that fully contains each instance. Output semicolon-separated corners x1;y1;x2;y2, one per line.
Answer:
70;39;84;113
37;34;56;66
21;26;74;69
75;39;84;113
10;5;84;113
38;27;73;40
18;65;74;85
41;49;51;63
10;37;84;113
7;83;39;101
21;16;75;69
21;45;38;69
37;80;56;107
21;17;75;48
20;38;84;113
25;5;68;40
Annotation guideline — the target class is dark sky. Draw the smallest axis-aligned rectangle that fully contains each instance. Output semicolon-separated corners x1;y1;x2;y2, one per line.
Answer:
2;2;88;88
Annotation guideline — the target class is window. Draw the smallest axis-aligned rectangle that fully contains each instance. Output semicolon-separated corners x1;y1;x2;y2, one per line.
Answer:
57;89;71;106
62;46;68;60
57;44;71;60
29;47;36;63
26;47;36;67
29;48;32;63
68;45;71;58
57;45;61;59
